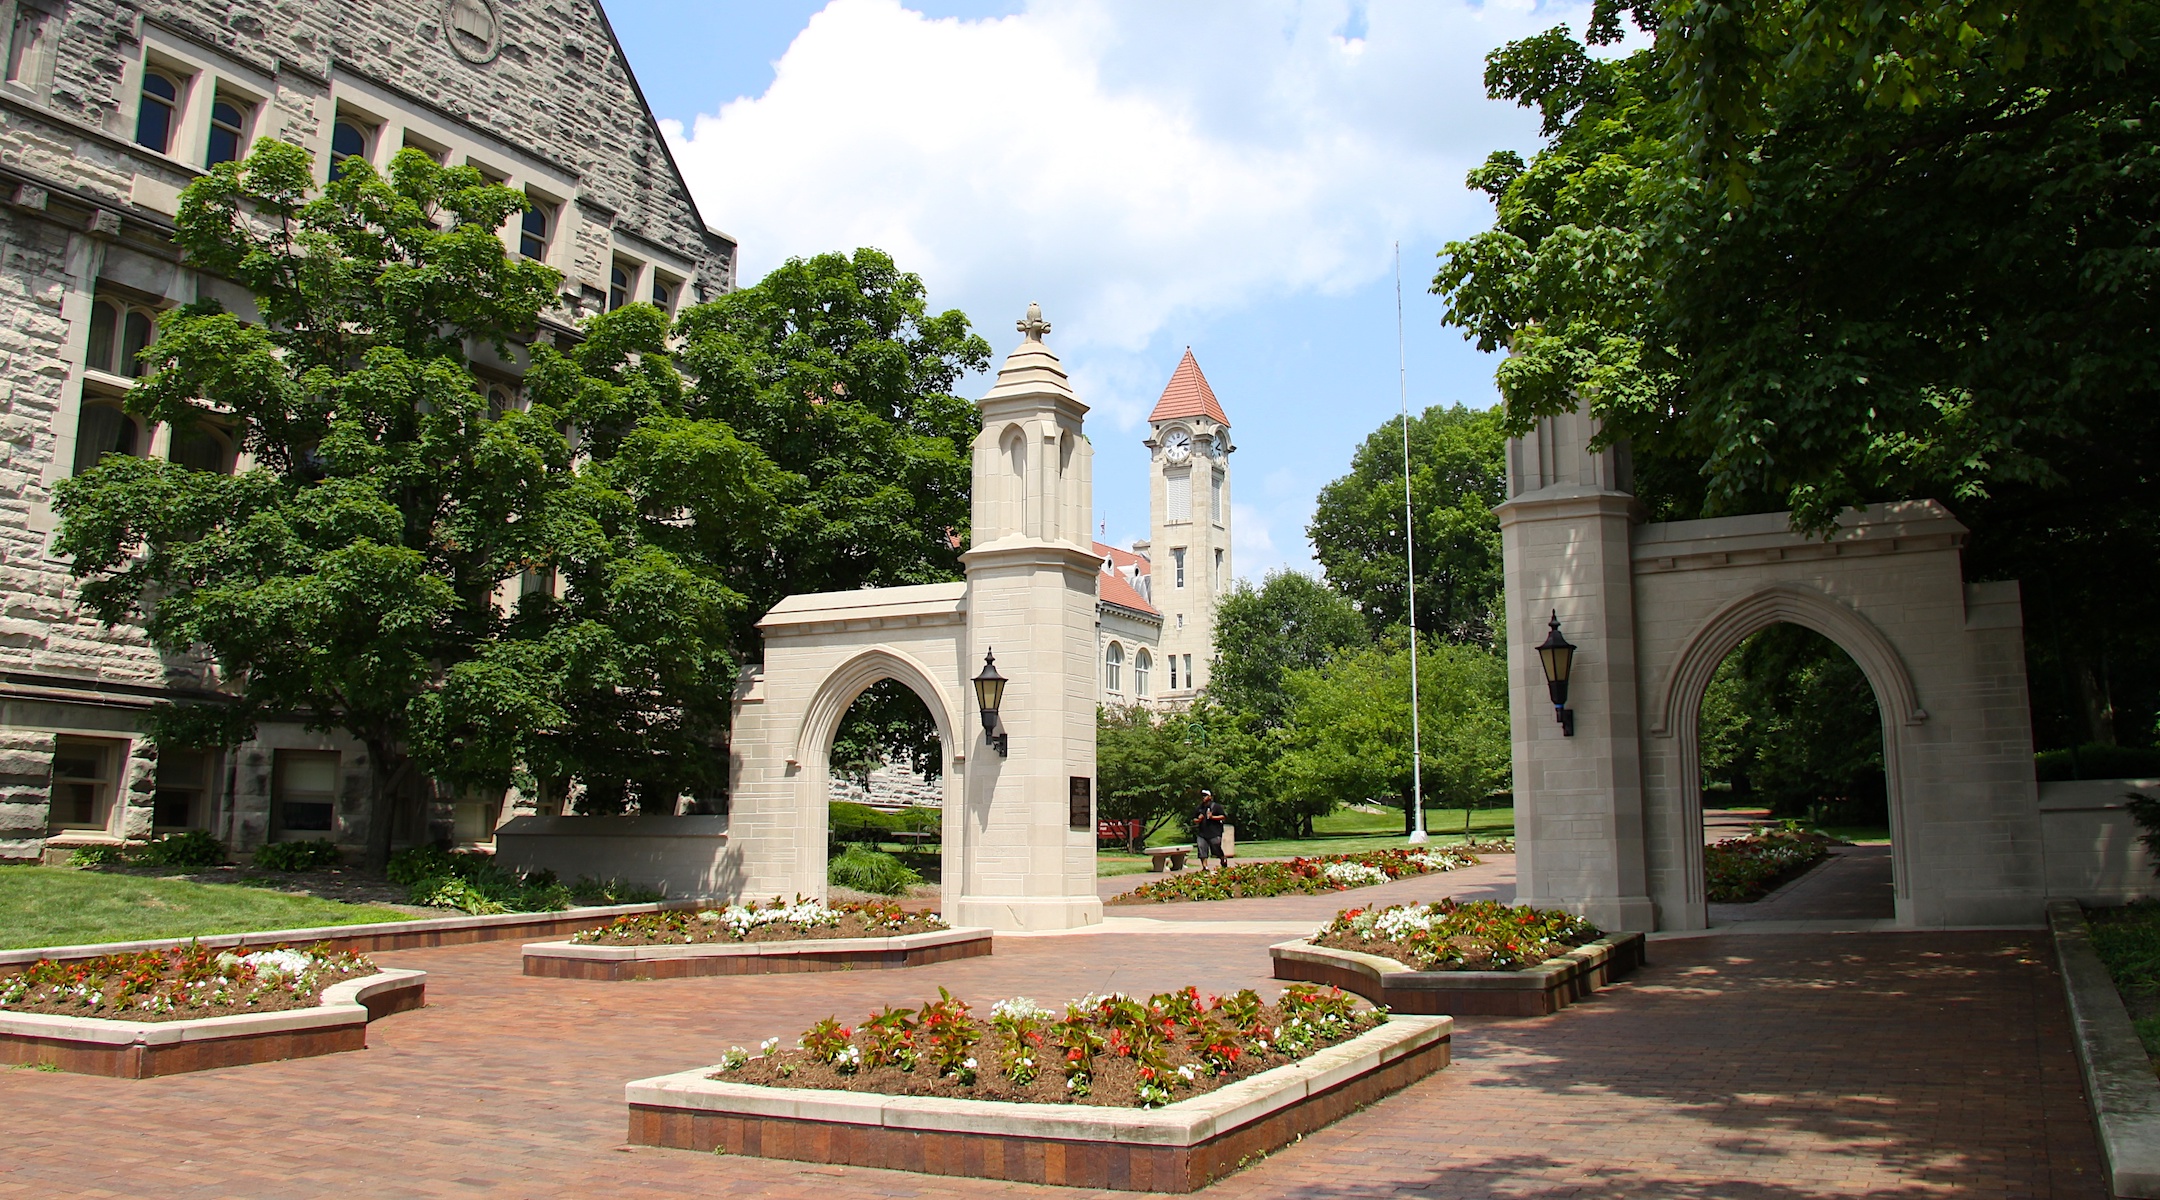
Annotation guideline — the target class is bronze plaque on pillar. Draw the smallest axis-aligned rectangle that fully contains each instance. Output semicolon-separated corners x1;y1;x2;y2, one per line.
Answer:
1069;776;1092;830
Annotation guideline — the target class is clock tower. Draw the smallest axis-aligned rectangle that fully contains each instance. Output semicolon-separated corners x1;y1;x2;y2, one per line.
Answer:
1143;349;1232;698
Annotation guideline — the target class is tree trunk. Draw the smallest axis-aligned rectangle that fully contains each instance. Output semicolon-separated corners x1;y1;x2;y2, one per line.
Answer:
362;738;412;873
2076;659;2117;746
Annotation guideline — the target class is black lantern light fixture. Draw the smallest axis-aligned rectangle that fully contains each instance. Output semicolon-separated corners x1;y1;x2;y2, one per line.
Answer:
973;649;1010;757
1535;610;1577;737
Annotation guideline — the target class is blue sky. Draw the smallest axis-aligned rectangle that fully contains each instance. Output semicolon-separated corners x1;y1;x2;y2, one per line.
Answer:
603;1;1576;578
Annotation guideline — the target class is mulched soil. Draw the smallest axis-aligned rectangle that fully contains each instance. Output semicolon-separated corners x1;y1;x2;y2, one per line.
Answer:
81;862;437;915
579;912;947;946
717;1011;1384;1107
2;962;377;1023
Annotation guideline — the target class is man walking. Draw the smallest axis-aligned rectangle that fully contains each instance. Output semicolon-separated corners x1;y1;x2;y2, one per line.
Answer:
1193;789;1228;870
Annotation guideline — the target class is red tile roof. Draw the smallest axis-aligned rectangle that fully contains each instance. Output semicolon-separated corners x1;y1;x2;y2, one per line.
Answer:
1098;565;1159;617
1147;348;1228;425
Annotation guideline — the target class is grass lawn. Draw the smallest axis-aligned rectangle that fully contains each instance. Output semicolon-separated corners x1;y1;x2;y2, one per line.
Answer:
0;866;418;951
1098;806;1515;875
2087;900;2160;1070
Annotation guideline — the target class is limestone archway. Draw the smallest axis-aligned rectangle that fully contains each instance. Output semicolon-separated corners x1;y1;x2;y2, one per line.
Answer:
788;646;963;899
1645;584;1919;928
1499;398;2046;932
727;584;970;906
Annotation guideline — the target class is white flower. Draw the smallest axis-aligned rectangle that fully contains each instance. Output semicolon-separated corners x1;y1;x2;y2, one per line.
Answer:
1322;862;1389;886
760;1037;780;1057
962;1057;977;1070
991;997;1052;1021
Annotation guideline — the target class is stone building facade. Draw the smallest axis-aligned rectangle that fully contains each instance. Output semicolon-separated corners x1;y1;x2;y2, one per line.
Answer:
0;0;731;860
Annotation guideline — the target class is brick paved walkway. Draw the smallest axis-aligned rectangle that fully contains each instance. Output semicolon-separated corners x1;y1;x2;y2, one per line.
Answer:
0;903;2103;1198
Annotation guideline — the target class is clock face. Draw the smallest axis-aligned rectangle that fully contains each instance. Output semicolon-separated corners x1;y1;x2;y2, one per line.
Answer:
1163;428;1192;463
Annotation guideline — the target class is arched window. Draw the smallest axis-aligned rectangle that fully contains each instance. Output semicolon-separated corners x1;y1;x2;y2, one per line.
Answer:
1134;649;1151;697
73;403;140;475
608;263;629;311
135;70;179;153
520;199;550;260
651;275;676;311
1104;642;1123;693
121;308;155;377
86;299;117;374
207;98;248;166
329;117;369;180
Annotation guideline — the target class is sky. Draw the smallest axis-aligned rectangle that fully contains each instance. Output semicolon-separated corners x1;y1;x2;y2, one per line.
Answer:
601;0;1582;579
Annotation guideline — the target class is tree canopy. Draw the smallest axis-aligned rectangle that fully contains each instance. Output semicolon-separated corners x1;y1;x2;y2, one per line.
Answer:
1435;0;2160;747
1207;570;1366;732
1307;404;1507;643
52;143;990;864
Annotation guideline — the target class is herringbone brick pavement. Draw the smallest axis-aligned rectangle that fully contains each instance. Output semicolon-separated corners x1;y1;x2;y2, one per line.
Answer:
0;918;2104;1196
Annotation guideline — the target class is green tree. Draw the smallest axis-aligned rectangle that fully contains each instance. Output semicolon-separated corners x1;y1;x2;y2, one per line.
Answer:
1270;638;1511;838
1096;700;1256;850
1435;0;2160;748
1307;405;1507;643
52;142;772;864
1208;570;1366;732
673;249;989;658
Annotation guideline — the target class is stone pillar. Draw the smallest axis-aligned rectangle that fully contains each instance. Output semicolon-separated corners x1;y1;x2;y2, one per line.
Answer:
953;305;1103;931
1497;398;1655;931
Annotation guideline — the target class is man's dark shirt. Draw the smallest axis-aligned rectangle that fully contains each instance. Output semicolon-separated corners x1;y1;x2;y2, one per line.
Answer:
1196;800;1225;840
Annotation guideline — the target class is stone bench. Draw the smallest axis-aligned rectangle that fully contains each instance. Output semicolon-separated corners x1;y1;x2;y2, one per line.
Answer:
1148;846;1191;872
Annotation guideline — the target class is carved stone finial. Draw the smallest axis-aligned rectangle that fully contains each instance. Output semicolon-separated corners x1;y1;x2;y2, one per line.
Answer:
1016;301;1051;342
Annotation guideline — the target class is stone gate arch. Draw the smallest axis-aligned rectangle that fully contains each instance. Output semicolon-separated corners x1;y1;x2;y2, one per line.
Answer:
727;585;970;905
1644;582;1922;928
1499;399;2046;931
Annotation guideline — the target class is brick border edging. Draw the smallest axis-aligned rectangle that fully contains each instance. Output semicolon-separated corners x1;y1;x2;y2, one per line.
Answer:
1269;932;1646;1017
0;968;425;1077
2048;900;2160;1198
521;927;995;979
624;1015;1450;1192
0;901;698;974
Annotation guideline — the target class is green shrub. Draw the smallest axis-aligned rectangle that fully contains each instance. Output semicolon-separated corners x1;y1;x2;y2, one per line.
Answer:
386;844;476;887
253;839;342;871
135;830;226;868
411;875;510;915
568;877;664;906
2036;744;2160;782
65;844;123;867
394;847;574;914
828;845;923;896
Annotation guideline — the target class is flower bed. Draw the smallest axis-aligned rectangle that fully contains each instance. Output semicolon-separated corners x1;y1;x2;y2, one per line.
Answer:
1108;844;1505;905
711;984;1378;1108
1704;827;1832;903
0;943;376;1021
1311;899;1601;971
568;898;944;946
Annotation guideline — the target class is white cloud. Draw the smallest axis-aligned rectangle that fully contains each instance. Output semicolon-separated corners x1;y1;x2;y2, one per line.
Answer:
663;0;1566;417
1230;501;1279;580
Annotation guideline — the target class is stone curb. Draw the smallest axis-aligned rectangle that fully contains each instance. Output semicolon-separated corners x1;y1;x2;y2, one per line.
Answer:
625;1014;1449;1147
1271;932;1645;1016
524;925;991;963
2048;900;2160;1198
0;901;691;971
0;968;425;1046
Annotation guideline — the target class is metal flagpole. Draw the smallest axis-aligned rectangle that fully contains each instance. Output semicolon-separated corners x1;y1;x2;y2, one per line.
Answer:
1399;243;1428;845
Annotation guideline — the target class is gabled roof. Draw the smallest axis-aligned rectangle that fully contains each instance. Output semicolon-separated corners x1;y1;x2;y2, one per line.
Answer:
1094;541;1150;575
1099;566;1160;618
1093;542;1159;617
1147;348;1229;426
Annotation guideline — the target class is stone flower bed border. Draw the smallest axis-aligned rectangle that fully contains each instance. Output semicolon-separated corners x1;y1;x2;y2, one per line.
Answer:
625;1014;1450;1192
0;968;425;1078
0;901;695;976
523;926;993;980
1271;933;1646;1017
2047;900;2160;1199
